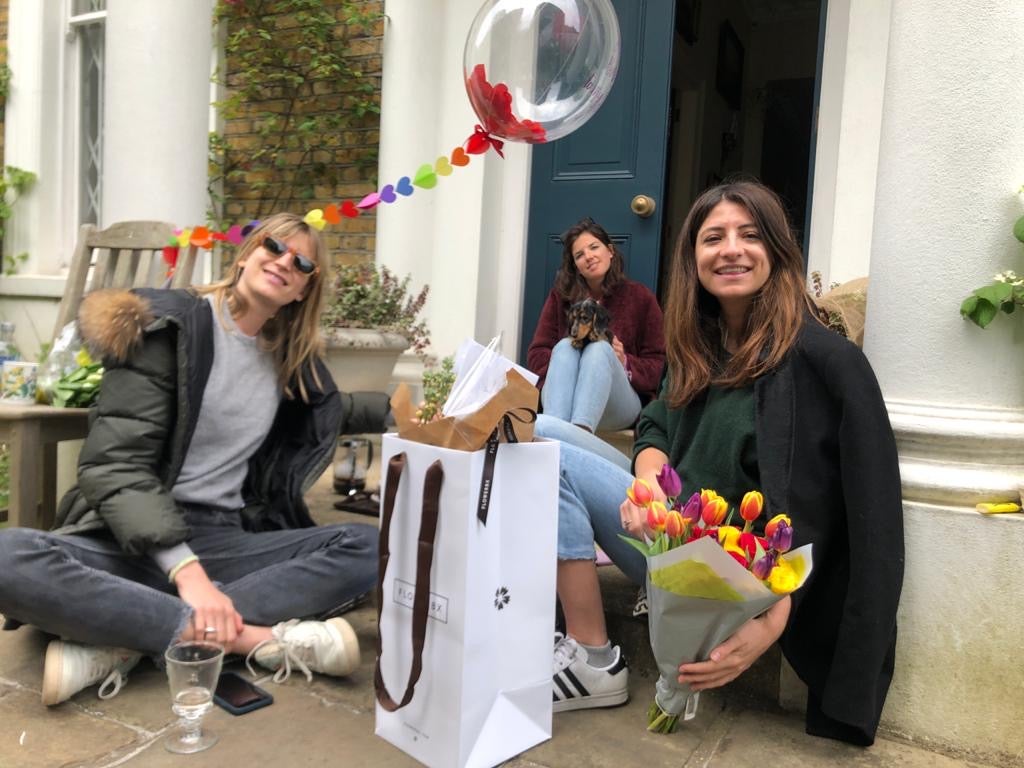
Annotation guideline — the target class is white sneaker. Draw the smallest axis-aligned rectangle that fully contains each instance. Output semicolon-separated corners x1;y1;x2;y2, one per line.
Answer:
41;640;142;706
552;636;629;713
246;617;360;683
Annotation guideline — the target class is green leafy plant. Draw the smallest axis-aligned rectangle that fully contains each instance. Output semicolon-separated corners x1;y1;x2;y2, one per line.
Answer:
323;263;431;354
209;0;382;226
960;192;1024;328
0;166;38;273
417;356;455;422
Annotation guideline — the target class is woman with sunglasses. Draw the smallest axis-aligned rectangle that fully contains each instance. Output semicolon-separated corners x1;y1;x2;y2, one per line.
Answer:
0;213;387;705
527;218;666;465
548;182;903;747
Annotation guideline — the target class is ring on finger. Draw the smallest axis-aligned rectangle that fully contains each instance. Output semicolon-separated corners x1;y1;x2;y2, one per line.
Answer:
204;626;217;634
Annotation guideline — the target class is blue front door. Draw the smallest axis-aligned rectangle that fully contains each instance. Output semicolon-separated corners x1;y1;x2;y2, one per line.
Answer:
519;0;676;363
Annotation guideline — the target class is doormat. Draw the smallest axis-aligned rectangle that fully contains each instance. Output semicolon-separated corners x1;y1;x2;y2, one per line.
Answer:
333;490;380;517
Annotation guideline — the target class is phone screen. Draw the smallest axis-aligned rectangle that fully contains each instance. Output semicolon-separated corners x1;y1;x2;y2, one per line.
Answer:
215;673;268;707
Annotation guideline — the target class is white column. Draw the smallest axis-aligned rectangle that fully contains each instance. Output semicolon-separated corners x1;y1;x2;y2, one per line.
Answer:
806;0;891;285
378;0;531;366
102;0;214;228
864;0;1024;758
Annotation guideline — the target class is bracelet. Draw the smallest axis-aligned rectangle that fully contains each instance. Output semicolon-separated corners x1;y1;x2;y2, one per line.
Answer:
167;554;200;583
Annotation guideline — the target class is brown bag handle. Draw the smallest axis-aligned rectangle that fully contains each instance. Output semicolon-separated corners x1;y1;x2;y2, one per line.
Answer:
374;452;444;712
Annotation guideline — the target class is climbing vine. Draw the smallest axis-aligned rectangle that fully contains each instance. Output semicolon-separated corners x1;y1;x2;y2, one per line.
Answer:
209;0;383;228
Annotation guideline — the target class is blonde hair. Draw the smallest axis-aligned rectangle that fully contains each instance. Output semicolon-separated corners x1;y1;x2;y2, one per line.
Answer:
663;180;820;407
197;212;327;403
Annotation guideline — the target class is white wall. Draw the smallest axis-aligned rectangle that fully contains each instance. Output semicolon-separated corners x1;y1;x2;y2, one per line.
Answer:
378;0;532;363
806;0;892;285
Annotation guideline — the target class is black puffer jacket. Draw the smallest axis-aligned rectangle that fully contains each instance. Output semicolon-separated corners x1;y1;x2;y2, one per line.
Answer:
54;288;390;555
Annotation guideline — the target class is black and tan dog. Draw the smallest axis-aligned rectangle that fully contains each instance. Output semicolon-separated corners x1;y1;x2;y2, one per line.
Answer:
567;298;613;349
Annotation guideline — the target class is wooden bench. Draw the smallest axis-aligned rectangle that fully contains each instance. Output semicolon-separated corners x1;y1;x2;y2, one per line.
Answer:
0;221;200;529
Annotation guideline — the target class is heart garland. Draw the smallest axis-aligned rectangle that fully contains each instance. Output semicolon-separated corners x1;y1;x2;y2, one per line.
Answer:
169;122;505;252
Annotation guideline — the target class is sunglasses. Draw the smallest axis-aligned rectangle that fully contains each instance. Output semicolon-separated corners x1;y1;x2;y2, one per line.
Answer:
262;236;319;276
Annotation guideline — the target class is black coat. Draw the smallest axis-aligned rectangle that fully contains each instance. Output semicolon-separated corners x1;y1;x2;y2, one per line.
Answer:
55;288;391;554
636;319;904;745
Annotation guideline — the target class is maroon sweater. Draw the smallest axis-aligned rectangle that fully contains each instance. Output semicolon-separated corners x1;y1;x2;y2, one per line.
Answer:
526;279;666;404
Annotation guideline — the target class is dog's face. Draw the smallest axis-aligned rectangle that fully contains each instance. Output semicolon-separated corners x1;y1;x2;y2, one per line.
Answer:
567;298;613;349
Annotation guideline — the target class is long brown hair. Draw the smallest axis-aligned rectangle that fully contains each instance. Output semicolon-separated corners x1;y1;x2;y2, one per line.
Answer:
663;180;819;407
198;212;327;403
553;217;626;302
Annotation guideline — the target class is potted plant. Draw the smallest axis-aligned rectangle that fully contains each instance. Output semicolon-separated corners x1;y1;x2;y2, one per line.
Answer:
321;262;430;392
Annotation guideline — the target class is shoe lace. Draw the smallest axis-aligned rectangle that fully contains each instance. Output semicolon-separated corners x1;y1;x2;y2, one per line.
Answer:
245;620;315;684
97;669;125;700
553;636;580;674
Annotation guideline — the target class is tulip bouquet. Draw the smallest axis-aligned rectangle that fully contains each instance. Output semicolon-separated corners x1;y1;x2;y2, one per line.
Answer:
621;466;813;733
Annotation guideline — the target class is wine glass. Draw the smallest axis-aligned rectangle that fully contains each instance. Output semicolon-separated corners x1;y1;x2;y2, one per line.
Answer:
164;640;224;754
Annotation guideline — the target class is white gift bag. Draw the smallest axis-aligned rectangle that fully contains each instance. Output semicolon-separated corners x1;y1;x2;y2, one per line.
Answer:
374;434;559;768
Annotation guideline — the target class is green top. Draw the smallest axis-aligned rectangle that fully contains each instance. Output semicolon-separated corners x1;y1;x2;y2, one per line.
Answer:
634;384;760;508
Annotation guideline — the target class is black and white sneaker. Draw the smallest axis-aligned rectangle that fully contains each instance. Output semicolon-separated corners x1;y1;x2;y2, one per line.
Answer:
552;636;629;712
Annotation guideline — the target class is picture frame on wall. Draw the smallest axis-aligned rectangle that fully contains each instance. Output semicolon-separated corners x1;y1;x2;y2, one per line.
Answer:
675;0;701;45
715;21;744;110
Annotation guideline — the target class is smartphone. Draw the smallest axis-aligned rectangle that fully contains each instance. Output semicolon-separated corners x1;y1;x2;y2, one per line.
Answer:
213;671;274;716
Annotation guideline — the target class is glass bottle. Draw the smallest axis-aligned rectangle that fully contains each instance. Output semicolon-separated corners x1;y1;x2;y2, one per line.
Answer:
0;322;18;365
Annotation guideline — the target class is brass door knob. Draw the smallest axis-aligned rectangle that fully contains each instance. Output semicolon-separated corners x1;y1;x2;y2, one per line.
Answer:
631;194;656;218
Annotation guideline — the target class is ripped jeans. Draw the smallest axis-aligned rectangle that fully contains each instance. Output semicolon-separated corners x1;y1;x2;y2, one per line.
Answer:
0;508;377;655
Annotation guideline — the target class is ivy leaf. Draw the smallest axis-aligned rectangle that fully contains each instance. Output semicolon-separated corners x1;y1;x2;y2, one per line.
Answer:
1014;214;1024;244
972;282;1014;306
961;296;998;328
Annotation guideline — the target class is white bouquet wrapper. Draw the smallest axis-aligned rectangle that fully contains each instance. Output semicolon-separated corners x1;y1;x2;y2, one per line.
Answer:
645;536;813;721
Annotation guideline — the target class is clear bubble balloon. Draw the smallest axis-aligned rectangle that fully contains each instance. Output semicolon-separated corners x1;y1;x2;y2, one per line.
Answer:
463;0;621;144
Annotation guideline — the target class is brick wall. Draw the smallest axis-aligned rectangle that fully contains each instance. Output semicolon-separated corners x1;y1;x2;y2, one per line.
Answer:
217;0;383;269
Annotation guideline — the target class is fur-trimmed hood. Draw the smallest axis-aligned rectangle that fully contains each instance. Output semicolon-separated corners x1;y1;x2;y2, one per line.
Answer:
78;289;154;363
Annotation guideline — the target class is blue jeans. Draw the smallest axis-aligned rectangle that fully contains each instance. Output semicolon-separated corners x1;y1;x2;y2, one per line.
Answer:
534;414;631;471
557;441;646;585
541;339;641;431
0;508;377;655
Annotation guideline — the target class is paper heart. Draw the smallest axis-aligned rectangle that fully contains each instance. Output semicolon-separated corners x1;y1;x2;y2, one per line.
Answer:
341;201;360;218
189;226;213;249
413;164;437;189
162;246;179;267
357;192;381;210
435;156;453;176
450;147;470;166
225;224;245;245
303;209;326;230
396;176;414;196
380;184;397;203
324;203;342;224
176;228;192;248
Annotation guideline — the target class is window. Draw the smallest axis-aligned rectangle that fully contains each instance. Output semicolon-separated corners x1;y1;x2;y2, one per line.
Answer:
69;0;106;228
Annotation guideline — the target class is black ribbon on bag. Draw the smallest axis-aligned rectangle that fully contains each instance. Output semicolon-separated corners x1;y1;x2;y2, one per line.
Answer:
475;408;536;525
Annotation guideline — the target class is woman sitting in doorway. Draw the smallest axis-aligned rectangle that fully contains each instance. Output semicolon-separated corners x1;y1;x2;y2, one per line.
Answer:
527;217;665;463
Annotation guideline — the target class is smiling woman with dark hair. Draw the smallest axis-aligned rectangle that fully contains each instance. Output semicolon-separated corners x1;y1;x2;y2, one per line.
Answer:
527;217;665;437
548;181;904;748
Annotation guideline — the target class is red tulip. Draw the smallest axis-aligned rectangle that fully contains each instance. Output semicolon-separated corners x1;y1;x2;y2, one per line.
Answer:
701;496;728;527
665;509;685;538
739;490;763;522
646;501;668;532
627;478;655;508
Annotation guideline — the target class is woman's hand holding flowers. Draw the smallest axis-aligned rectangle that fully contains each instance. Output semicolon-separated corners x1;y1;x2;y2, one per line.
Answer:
677;595;791;691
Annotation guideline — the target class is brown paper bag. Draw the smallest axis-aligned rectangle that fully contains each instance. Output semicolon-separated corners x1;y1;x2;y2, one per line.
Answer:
391;369;538;451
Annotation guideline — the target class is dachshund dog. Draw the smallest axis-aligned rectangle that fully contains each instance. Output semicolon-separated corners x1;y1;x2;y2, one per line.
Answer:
567;298;614;349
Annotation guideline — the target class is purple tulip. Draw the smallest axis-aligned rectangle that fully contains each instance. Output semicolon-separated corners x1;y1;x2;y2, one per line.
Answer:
656;464;682;499
752;551;776;580
768;519;793;553
679;492;702;522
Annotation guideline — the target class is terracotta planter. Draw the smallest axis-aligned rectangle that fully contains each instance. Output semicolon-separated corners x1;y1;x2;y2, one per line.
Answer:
323;327;410;392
